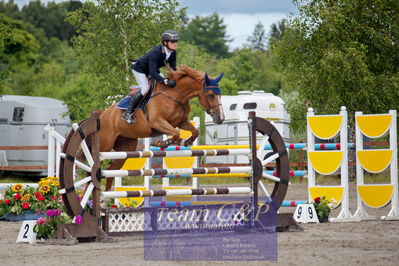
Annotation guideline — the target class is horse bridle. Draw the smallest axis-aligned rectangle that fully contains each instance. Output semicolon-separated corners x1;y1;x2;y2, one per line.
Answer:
202;85;222;116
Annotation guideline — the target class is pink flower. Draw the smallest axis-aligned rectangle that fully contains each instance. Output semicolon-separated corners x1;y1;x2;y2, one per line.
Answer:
36;217;47;225
75;215;82;224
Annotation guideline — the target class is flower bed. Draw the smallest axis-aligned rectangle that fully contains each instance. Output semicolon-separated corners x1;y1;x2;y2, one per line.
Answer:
0;177;63;219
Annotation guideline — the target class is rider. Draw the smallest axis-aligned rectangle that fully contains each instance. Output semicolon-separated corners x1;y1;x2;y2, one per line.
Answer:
122;30;179;124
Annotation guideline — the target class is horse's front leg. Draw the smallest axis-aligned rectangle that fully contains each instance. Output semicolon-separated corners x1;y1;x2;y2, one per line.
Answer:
149;119;180;148
180;118;199;146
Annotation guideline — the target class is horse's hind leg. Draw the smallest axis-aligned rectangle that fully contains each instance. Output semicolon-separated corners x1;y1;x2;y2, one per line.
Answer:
105;137;138;191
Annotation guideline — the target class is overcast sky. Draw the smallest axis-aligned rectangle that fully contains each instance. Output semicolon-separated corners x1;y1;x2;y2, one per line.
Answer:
178;0;297;49
14;0;297;49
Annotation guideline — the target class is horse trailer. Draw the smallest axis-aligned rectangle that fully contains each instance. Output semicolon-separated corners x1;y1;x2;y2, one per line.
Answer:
0;95;71;176
204;90;290;164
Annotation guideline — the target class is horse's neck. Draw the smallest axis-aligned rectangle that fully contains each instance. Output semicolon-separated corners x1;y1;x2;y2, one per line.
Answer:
152;77;202;103
174;81;202;102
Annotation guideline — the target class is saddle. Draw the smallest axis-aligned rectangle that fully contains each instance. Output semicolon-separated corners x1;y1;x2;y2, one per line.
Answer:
116;79;157;111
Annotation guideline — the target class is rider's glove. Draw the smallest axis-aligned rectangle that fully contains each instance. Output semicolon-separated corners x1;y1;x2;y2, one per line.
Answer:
167;80;176;88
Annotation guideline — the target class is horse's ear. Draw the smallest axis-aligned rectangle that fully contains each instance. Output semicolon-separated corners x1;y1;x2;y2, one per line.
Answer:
205;73;210;83
215;72;224;83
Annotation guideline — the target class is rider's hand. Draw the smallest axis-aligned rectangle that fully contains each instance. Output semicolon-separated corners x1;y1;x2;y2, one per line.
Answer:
168;80;176;88
164;79;168;85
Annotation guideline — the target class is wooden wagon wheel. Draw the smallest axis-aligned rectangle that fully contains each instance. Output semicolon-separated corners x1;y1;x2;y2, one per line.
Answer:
249;113;290;210
59;116;102;221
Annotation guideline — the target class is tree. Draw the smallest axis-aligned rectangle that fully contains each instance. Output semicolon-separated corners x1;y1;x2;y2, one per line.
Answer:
0;15;40;74
268;18;287;47
67;0;184;120
0;0;20;19
272;0;399;132
20;0;83;43
0;21;10;93
181;13;231;58
247;21;267;51
1;0;82;43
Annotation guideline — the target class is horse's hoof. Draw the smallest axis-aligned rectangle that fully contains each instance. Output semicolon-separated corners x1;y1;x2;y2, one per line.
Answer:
151;140;161;147
184;140;192;147
159;139;172;148
159;143;168;148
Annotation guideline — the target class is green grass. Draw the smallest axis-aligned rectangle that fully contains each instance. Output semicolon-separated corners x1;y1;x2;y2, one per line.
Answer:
0;173;42;183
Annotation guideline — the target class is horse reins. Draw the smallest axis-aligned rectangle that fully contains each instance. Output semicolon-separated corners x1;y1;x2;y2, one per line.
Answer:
151;82;221;127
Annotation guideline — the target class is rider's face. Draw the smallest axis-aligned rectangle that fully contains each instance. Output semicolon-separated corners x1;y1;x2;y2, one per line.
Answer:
167;40;178;50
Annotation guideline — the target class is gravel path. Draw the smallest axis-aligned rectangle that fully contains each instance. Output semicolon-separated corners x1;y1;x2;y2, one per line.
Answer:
1;183;398;266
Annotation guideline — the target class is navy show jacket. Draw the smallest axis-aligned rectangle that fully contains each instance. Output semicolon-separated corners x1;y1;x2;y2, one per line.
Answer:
132;45;177;83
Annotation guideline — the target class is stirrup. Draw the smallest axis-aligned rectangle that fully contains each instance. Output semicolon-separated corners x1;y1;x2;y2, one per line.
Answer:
122;111;136;124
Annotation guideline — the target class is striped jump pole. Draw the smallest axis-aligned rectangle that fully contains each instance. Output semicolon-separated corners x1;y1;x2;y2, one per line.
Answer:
149;143;355;151
101;167;287;183
101;187;252;199
151;170;306;181
101;166;253;178
281;200;307;207
149;200;307;208
99;149;250;160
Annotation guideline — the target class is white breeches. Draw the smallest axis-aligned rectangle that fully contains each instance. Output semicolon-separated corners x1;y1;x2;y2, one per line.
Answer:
132;69;149;95
132;68;165;95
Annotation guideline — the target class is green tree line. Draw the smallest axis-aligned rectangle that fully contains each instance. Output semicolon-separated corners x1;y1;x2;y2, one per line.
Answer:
1;0;397;134
0;0;283;123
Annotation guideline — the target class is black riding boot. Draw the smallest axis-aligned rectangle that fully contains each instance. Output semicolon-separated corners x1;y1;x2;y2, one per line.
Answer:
122;91;144;124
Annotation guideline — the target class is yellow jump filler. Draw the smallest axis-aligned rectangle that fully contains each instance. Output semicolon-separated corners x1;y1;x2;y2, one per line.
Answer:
354;110;399;220
307;106;360;222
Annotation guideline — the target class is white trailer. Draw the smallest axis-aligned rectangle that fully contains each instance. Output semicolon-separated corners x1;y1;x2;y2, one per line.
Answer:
0;95;71;175
204;90;290;164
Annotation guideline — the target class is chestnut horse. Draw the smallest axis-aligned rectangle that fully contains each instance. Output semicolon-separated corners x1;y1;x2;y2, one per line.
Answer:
98;65;225;190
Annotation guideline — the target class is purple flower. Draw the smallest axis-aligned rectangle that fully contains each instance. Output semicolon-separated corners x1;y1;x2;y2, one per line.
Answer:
75;215;82;224
45;208;62;217
45;209;54;217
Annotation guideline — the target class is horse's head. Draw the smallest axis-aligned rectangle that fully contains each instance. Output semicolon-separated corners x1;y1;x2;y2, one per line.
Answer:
200;73;225;124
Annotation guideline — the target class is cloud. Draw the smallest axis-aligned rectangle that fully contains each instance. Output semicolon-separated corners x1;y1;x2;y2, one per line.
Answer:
222;13;289;50
178;0;296;15
179;0;296;49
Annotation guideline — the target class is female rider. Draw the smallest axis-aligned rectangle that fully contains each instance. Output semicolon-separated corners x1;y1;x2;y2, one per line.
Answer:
123;30;179;124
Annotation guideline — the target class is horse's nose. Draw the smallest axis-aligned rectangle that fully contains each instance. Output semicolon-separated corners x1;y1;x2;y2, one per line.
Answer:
216;117;224;124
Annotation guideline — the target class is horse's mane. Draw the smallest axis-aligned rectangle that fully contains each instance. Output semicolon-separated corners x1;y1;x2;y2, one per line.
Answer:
168;65;204;84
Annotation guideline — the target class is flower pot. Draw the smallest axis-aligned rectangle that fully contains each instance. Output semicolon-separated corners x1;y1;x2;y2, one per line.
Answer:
320;215;329;223
4;211;44;221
